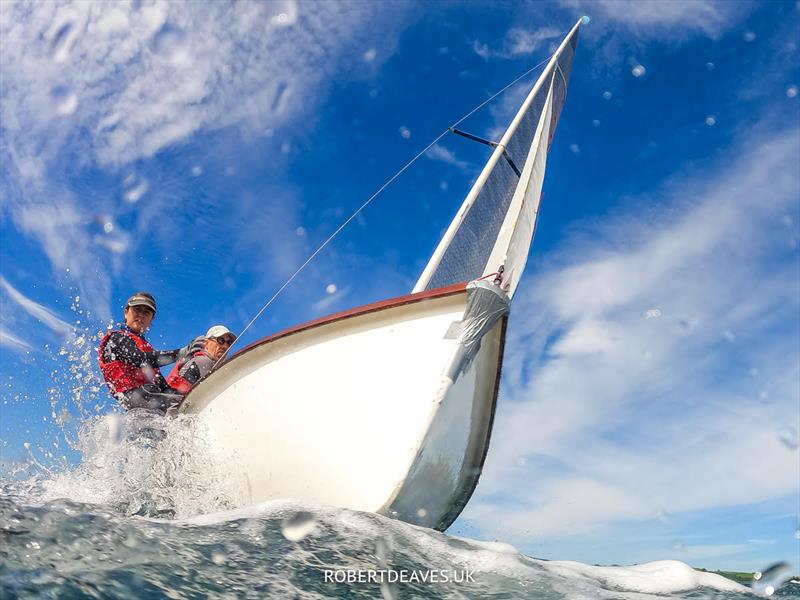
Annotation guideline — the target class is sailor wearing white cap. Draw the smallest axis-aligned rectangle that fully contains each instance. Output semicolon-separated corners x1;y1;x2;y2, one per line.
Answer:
166;325;237;394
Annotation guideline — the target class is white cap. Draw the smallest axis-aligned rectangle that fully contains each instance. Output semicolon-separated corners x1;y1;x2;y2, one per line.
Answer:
206;325;235;339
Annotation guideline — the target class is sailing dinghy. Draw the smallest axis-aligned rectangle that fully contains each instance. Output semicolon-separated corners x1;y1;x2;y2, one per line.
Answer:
180;20;582;530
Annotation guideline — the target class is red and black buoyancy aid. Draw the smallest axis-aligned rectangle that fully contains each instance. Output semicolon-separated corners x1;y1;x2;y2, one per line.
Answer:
97;329;156;394
165;351;208;395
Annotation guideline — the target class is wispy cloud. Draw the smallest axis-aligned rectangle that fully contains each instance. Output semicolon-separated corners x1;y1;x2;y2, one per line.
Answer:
0;276;73;337
0;1;411;323
465;126;800;542
474;26;563;60
426;143;471;171
0;327;33;353
560;0;750;39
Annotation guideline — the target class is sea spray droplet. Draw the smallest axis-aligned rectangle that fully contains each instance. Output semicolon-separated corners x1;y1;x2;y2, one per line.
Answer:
632;64;646;77
281;511;316;541
752;561;793;596
107;413;123;444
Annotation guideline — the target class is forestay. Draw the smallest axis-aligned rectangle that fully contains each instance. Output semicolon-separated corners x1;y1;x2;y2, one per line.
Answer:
413;20;581;298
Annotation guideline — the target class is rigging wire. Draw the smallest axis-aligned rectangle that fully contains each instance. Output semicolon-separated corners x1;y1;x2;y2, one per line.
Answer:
216;55;552;366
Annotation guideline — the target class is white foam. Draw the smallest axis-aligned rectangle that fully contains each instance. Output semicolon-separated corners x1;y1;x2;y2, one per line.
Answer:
542;559;748;594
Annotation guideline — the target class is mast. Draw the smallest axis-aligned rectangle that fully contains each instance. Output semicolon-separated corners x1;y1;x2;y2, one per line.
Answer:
413;18;582;296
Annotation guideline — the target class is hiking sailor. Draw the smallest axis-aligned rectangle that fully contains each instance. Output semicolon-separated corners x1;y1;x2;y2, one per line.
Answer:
97;292;203;413
166;325;237;394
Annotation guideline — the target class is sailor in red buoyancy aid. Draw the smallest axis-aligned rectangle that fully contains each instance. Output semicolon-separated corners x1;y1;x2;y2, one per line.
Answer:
166;325;237;394
97;292;203;414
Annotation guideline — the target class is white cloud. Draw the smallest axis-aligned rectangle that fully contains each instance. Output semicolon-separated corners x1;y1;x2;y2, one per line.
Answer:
0;1;402;170
474;26;563;60
0;0;411;322
464;127;800;542
426;144;471;171
0;327;33;352
560;0;749;39
0;276;73;337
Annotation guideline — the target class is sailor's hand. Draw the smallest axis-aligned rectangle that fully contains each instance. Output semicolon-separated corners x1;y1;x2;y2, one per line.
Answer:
188;336;206;354
179;336;206;357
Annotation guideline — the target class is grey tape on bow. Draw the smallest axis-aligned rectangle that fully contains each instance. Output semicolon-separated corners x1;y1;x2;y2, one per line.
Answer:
443;280;510;383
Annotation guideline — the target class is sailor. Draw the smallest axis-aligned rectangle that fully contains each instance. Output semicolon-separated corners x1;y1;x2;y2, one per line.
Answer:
97;292;203;414
166;325;237;394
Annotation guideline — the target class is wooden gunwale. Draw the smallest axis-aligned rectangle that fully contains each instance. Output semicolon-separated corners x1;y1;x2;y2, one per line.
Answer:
224;281;468;364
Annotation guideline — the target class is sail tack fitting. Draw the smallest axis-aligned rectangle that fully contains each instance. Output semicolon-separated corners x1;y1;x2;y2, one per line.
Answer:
443;280;510;383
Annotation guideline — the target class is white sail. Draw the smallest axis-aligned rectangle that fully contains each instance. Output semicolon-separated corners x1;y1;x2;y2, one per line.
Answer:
413;19;581;295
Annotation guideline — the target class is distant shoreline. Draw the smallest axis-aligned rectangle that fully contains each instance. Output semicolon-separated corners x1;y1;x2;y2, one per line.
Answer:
693;567;800;585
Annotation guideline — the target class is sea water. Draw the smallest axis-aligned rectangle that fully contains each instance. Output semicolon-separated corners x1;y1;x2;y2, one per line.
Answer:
1;412;797;599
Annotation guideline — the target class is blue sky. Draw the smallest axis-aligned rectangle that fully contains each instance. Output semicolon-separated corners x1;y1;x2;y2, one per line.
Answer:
1;0;798;574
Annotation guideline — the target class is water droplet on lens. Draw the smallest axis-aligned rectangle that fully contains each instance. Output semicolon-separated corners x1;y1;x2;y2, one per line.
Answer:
722;330;735;342
399;126;411;139
50;21;77;63
569;143;580;155
191;165;203;176
743;31;756;42
325;284;337;294
150;23;189;66
211;552;226;565
706;62;715;70
268;0;297;26
364;48;377;62
705;116;716;126
632;64;646;77
644;308;661;319
671;539;685;550
752;561;793;596
103;222;114;233
125;181;148;203
416;507;427;518
787;85;798;98
592;119;600;127
52;85;78;115
281;511;316;541
580;15;591;25
602;91;612;100
295;226;306;237
778;425;798;450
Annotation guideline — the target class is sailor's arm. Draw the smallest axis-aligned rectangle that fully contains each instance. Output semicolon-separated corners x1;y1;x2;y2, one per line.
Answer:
103;332;182;368
178;355;215;387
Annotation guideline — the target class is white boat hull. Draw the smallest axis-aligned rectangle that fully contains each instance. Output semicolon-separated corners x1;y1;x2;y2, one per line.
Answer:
181;284;505;529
